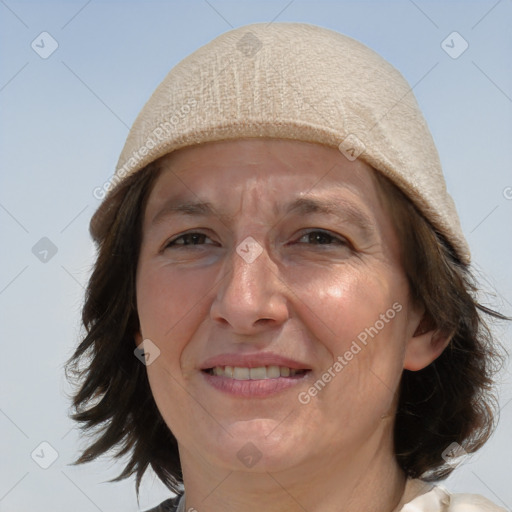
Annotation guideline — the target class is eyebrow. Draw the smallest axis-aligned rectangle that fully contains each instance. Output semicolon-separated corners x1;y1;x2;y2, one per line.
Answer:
283;197;376;239
150;196;376;239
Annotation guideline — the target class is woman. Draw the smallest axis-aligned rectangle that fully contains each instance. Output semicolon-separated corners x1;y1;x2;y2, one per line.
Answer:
66;22;508;511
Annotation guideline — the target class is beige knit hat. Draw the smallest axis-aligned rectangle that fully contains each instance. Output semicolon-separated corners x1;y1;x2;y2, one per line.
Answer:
90;22;470;265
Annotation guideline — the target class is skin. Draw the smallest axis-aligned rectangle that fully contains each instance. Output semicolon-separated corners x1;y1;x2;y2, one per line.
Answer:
135;138;449;512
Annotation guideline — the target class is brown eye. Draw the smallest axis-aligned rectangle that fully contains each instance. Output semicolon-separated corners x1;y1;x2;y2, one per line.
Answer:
165;232;213;248
296;230;348;246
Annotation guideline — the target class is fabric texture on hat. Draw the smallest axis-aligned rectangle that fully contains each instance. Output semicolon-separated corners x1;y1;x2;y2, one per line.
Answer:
90;22;470;265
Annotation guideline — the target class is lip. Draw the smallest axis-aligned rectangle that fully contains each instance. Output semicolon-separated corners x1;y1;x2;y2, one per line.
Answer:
199;352;311;399
199;352;311;371
201;371;309;398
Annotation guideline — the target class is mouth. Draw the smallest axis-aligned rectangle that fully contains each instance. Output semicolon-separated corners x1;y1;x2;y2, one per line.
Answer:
203;365;310;380
200;354;312;398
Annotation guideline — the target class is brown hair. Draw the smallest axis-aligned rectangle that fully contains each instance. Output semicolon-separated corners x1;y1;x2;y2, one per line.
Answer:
65;160;507;495
372;171;507;480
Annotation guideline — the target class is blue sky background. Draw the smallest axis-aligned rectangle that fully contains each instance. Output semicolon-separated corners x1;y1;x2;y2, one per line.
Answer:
1;1;511;510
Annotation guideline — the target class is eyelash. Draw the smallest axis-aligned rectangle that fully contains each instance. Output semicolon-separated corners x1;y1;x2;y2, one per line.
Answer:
164;230;350;249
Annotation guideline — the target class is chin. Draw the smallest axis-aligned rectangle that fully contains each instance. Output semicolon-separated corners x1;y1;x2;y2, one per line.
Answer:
202;419;307;472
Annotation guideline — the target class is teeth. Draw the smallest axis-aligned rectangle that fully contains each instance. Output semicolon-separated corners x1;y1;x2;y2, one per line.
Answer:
209;366;304;380
267;365;280;378
233;367;250;380
249;367;267;379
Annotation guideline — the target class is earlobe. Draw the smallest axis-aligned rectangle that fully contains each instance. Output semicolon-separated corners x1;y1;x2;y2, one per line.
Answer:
134;330;143;347
404;325;452;371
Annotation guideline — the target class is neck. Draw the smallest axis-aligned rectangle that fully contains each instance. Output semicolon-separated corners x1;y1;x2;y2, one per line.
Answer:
178;423;407;512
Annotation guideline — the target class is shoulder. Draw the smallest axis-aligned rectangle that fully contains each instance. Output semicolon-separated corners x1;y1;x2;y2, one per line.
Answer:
400;480;507;511
142;494;183;512
143;486;507;512
447;491;507;511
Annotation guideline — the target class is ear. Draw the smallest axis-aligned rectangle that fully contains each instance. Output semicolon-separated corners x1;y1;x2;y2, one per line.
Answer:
134;329;143;347
404;316;452;371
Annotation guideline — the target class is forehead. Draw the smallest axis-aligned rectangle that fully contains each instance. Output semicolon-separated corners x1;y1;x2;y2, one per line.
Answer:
151;138;379;203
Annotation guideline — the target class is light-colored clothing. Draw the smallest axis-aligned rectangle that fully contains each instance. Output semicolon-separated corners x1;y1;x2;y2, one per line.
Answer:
394;478;506;511
166;478;507;511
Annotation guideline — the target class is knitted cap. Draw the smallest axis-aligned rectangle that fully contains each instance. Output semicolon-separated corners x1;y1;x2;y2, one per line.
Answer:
90;22;470;264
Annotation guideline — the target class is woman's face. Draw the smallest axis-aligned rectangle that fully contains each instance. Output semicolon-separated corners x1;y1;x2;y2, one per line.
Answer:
135;138;423;474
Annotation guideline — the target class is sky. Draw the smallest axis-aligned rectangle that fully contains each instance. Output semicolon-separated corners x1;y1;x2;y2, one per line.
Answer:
0;1;511;511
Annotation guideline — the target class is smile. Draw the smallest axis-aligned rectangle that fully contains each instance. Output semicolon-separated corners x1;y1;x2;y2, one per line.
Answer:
204;365;308;379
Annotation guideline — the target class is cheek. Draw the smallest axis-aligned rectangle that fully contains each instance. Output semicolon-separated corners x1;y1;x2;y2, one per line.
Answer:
136;264;214;433
135;263;213;368
292;263;406;352
137;262;207;331
292;265;408;415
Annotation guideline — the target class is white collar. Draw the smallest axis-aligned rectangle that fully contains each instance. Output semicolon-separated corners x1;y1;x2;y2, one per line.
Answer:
175;479;505;512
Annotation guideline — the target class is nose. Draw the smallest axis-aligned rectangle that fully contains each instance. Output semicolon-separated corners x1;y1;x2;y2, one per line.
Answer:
210;238;290;335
